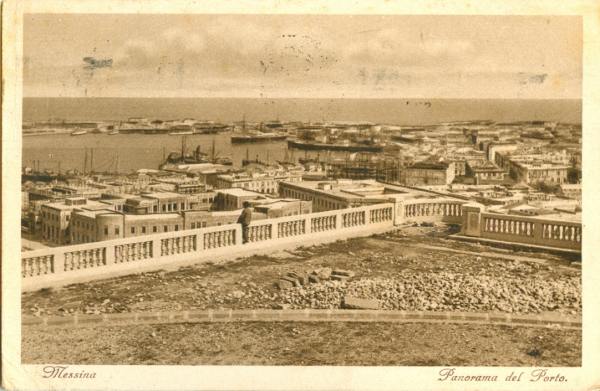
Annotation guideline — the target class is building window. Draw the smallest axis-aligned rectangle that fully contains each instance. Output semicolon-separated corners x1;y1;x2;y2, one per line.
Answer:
153;226;157;233
115;227;120;235
104;226;108;235
142;226;146;234
180;202;185;210
201;222;207;228
175;225;179;231
131;227;135;234
164;225;168;232
162;205;166;212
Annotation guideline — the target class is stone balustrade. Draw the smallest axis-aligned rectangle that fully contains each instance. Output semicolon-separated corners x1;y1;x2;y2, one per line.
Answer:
22;198;580;291
22;254;54;278
64;248;106;271
203;229;236;249
161;235;197;256
310;215;337;233
342;210;366;228
277;219;306;238
403;199;465;224
114;241;153;263
248;223;273;243
461;204;581;251
21;203;397;291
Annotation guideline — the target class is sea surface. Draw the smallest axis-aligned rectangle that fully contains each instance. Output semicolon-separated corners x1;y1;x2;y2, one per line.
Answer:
24;97;582;124
22;97;581;173
23;133;291;173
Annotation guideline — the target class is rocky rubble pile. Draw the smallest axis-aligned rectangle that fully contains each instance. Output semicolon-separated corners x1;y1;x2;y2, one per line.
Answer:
277;267;356;289
277;271;581;314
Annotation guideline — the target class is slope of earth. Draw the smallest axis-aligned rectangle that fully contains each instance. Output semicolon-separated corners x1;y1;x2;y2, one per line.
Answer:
22;321;581;366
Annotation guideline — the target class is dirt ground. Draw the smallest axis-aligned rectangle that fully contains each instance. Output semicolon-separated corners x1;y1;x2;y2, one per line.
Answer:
21;226;582;366
22;321;581;366
22;226;580;316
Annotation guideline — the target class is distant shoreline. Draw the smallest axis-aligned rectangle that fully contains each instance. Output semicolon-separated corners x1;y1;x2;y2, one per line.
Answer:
23;97;582;125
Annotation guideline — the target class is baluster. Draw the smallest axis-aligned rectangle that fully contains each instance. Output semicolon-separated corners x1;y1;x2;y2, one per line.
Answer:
33;258;40;276
41;256;48;274
25;259;32;276
76;251;83;269
65;253;72;270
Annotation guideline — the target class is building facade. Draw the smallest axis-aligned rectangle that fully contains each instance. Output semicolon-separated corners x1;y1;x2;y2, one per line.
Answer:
401;162;456;186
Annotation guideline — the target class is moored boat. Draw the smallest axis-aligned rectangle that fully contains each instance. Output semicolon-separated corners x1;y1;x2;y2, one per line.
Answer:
287;139;383;152
70;129;87;136
231;133;287;143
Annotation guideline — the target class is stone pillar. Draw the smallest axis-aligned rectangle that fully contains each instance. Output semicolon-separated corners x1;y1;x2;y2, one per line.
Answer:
104;243;115;265
392;199;405;226
461;203;483;237
234;225;243;246
304;215;311;235
50;248;66;275
152;237;162;259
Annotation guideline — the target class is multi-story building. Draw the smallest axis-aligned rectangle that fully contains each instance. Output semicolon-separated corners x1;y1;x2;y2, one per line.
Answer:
182;209;267;230
509;162;569;185
279;179;405;213
71;210;185;245
251;199;312;218
465;160;507;185
40;199;81;245
558;184;582;200
70;208;122;244
121;191;211;215
401;162;456;186
212;188;267;211
40;197;120;245
215;166;303;195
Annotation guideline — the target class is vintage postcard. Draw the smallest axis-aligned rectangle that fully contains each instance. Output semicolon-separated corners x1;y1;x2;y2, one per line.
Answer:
2;0;600;390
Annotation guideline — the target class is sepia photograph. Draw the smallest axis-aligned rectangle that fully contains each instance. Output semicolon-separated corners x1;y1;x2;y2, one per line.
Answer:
3;1;599;390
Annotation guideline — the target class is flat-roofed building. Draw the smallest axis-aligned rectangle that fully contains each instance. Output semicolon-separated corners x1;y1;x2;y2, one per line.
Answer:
40;197;116;245
558;183;581;199
251;199;312;218
401;161;456;186
213;188;262;211
279;179;408;212
509;161;569;185
215;167;303;195
183;209;267;230
124;213;183;237
465;160;507;185
70;208;122;244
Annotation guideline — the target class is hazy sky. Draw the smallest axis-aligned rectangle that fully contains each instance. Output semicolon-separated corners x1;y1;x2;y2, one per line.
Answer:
23;14;581;99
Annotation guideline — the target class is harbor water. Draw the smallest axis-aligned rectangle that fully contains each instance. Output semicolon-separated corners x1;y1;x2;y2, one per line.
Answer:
23;133;292;173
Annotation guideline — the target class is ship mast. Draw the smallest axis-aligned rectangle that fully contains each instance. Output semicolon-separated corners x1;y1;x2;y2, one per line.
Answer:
181;135;187;159
83;148;88;175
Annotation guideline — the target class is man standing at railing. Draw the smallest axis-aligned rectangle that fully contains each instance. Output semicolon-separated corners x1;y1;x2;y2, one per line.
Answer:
237;201;253;244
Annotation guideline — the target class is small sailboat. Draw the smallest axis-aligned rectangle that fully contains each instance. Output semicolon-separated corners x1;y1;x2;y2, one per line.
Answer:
169;131;194;136
71;128;87;136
